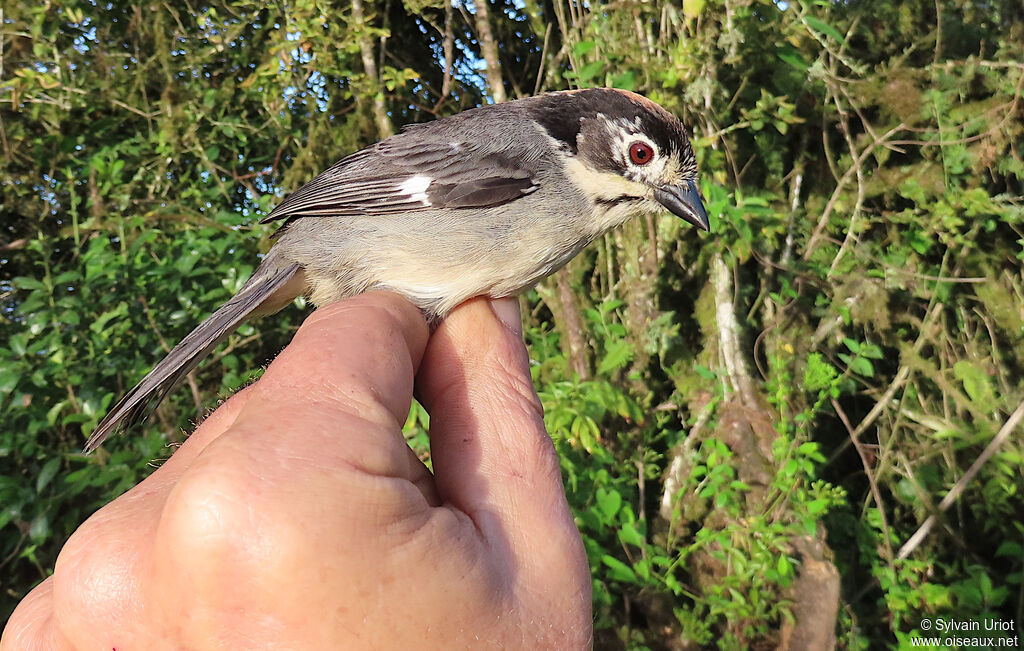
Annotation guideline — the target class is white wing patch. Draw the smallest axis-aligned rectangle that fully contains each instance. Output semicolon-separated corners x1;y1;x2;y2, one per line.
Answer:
398;175;433;206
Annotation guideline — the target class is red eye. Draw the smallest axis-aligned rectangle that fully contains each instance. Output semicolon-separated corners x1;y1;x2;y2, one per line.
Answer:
629;142;654;165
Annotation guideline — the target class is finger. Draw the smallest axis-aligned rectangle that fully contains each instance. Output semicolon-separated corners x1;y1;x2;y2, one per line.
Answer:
213;291;430;481
416;297;587;588
162;291;433;527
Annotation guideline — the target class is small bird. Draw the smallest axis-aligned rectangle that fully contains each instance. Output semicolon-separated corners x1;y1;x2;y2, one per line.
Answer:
85;88;709;451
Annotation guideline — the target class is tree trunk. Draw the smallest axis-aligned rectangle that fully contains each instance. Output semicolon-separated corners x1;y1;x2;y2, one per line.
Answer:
351;0;394;138
471;0;506;103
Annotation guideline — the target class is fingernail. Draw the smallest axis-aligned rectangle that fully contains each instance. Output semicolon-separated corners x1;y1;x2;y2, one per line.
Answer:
490;297;523;338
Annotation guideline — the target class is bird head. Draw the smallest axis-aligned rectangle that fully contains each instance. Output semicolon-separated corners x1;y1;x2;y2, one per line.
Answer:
531;88;710;232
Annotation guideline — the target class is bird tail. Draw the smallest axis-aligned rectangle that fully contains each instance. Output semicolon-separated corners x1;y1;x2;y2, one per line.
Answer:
84;261;303;453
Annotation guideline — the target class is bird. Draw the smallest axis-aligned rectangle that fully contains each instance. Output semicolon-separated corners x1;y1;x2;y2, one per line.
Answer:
84;87;709;452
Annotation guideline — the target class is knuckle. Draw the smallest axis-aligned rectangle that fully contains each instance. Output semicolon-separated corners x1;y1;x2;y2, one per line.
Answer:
51;506;138;626
159;464;277;575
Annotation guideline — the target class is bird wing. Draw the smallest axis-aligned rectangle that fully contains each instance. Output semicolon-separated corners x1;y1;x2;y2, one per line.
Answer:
261;135;540;224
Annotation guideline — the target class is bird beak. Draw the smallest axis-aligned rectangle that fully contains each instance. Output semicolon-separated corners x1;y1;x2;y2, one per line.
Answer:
654;180;710;231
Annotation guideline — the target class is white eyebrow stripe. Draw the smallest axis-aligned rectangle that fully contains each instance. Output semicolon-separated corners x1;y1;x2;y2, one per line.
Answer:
398;175;433;205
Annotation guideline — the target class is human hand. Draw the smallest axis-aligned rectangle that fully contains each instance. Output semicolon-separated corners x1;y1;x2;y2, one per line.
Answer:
2;293;592;649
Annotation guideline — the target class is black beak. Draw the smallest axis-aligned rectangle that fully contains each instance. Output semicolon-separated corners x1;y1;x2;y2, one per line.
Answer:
654;180;710;232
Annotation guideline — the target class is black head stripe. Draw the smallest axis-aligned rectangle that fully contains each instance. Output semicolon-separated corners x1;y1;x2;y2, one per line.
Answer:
531;88;691;161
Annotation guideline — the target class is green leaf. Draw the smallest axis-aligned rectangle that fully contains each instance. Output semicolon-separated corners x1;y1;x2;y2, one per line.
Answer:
91;302;128;334
860;344;884;359
777;554;792;577
682;0;705;18
694;364;716;380
953;360;996;411
36;457;61;494
610;72;636;92
597;340;633;375
46;400;66;426
578;61;605;83
803;353;837;391
601;554;638;583
596;487;622;521
804;15;847;45
807;498;830;514
573;41;596;57
995;541;1023;558
29;516;50;543
619;521;645;547
0;368;19;396
9;332;29;357
12;276;48;292
777;45;809;71
849;356;874;377
634;558;651;581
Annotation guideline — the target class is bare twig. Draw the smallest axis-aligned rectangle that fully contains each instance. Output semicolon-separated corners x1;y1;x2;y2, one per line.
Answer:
635;459;647;559
897;399;1024;559
533;22;552;97
109;98;160;118
833;398;895;565
210;334;263;365
712;255;758;406
827;88;868;277
781;133;806;266
804;123;904;260
441;1;454;101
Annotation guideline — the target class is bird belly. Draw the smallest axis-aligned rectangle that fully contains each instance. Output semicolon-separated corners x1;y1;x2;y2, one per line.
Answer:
297;225;587;318
364;235;584;317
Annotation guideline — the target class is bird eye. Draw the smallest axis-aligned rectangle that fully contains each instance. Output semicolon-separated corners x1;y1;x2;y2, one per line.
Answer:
629;142;654;165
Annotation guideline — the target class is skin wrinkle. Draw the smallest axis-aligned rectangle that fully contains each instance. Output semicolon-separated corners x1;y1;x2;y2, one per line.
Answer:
243;407;416;482
467;383;552;486
214;422;429;526
9;583;67;651
409;461;441;505
288;380;401;440
461;347;553;490
380;487;453;549
386;505;489;599
228;297;426;483
261;343;410;426
485;348;547;423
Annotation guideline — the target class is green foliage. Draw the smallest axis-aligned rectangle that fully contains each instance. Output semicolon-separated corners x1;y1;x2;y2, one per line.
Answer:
3;0;1024;647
